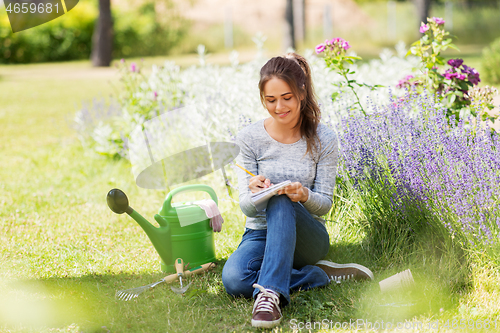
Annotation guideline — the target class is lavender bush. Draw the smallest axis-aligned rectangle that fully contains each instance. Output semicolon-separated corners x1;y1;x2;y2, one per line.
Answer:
330;88;500;260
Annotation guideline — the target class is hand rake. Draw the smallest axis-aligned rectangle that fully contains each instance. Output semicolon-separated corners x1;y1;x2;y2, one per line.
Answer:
115;262;215;301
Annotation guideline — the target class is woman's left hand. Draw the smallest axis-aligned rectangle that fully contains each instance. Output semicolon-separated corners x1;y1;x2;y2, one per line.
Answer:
277;182;309;203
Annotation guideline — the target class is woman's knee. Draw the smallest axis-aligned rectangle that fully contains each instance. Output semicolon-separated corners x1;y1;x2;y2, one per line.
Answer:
266;195;296;222
222;262;254;298
267;194;293;210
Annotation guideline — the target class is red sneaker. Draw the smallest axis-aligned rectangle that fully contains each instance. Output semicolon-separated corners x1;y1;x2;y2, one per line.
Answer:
251;284;282;328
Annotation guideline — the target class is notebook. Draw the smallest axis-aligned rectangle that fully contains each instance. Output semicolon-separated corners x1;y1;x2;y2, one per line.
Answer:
252;180;291;212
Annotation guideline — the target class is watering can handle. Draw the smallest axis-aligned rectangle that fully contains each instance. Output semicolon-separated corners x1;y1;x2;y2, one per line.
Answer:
162;184;218;212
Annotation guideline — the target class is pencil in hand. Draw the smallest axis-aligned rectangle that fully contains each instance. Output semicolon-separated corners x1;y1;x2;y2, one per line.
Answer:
234;163;256;177
234;163;272;189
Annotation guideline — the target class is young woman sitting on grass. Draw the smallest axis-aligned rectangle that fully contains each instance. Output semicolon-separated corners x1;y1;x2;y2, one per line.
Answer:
221;52;374;329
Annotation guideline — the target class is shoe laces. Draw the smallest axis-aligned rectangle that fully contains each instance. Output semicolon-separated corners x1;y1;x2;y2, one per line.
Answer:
331;274;355;284
252;284;281;315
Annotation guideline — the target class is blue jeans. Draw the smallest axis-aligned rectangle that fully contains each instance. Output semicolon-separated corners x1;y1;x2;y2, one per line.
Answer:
222;195;330;306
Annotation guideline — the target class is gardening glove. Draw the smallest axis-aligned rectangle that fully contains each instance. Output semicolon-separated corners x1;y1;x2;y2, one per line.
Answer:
194;199;224;232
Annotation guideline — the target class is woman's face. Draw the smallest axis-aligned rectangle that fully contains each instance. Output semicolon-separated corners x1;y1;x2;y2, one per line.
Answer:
263;77;302;127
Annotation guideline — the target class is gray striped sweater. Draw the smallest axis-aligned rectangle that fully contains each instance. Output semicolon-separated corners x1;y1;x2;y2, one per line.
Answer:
235;118;339;230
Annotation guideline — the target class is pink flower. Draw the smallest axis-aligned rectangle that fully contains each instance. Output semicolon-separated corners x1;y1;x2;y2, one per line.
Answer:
420;23;429;33
396;75;417;89
153;91;158;100
315;43;326;54
321;37;351;54
433;17;445;25
444;70;457;80
130;62;137;72
396;79;406;89
120;58;125;63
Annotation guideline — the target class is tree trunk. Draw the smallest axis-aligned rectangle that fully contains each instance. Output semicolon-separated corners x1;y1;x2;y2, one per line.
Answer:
91;0;113;67
414;0;432;25
293;0;305;44
283;0;295;51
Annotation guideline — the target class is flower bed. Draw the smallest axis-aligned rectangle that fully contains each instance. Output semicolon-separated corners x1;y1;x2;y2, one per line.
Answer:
74;42;420;158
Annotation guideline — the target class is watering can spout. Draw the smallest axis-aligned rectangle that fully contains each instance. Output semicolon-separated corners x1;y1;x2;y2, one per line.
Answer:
107;189;172;266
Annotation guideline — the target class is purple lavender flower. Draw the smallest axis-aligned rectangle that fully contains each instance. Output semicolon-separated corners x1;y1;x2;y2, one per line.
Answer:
130;62;137;72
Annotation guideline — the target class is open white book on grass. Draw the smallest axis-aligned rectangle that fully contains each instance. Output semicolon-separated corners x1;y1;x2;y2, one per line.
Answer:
252;180;291;212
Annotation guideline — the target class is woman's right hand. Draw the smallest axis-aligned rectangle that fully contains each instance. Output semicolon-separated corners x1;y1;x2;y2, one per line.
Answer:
249;175;271;193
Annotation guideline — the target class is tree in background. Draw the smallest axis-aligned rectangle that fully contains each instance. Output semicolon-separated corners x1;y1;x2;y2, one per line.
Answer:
91;0;113;66
283;0;295;50
283;0;306;51
414;0;432;26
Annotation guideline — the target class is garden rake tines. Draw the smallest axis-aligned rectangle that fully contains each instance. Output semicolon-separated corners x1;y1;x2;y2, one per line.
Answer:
115;262;215;301
116;277;174;301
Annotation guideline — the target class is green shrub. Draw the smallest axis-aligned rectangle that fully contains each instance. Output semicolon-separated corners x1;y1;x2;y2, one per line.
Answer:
0;2;96;63
482;37;500;84
112;1;189;58
0;0;188;64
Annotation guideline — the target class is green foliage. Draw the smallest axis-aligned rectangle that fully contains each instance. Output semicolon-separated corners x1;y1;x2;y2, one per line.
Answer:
482;37;500;84
406;17;497;124
316;38;382;115
0;2;96;63
0;0;188;64
74;59;185;158
335;159;456;266
112;0;189;58
441;3;500;45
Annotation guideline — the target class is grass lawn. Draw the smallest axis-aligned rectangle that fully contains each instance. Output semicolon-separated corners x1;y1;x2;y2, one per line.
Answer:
1;57;500;333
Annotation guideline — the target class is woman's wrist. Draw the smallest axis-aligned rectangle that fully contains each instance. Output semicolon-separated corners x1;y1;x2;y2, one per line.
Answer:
299;187;309;203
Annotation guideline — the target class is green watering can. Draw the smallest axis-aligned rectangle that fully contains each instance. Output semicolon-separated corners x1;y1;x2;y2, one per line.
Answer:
106;184;217;273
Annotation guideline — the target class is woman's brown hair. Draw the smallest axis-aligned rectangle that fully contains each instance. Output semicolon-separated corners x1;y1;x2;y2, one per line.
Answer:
258;52;321;161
